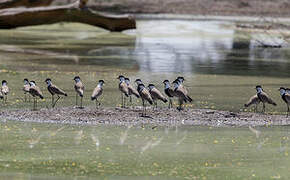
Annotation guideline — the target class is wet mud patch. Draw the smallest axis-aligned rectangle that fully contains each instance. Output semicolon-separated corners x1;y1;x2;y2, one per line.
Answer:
0;107;289;127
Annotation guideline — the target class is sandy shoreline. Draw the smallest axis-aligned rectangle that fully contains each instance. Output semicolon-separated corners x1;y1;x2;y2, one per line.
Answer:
0;107;289;127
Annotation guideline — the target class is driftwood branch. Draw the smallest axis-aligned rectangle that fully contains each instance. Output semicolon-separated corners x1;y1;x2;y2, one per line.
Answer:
0;0;53;9
0;0;136;31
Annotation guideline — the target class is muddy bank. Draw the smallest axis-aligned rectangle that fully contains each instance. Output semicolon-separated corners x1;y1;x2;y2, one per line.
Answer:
55;0;290;17
0;107;289;127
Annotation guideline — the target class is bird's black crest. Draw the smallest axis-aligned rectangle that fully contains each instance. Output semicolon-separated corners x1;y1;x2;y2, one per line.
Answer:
73;76;80;80
163;80;169;84
45;78;51;82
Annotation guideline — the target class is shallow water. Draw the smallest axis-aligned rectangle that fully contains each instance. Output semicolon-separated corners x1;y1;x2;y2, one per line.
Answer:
0;121;289;179
0;20;290;113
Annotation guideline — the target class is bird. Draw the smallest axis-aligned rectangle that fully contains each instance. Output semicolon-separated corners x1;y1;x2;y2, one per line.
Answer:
1;80;9;103
244;94;260;112
163;80;177;108
137;83;153;117
117;75;129;108
278;87;290;117
45;78;67;108
175;77;192;102
245;85;276;113
148;84;167;109
125;77;140;103
91;80;105;108
135;79;143;85
73;76;84;108
173;79;193;111
28;81;44;110
23;78;31;102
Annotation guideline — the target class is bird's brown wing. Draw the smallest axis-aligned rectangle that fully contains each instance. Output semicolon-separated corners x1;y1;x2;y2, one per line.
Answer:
260;92;277;106
91;86;102;99
169;88;178;97
245;94;260;107
50;84;67;96
29;86;43;99
75;81;84;96
119;82;129;96
180;84;188;95
150;88;167;102
141;88;153;104
128;85;140;98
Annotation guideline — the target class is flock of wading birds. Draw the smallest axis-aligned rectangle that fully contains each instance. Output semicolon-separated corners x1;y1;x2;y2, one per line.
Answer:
1;75;290;116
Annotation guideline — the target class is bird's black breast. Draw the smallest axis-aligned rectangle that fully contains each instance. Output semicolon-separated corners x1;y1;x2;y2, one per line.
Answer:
257;92;263;101
165;88;173;97
282;94;288;103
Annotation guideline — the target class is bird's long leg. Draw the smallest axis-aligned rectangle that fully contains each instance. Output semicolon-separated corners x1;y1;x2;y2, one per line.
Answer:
24;93;27;102
33;97;36;110
144;101;147;116
178;98;182;111
28;95;31;102
169;98;172;109
51;95;54;107
130;96;132;104
53;95;60;108
255;103;258;113
142;99;145;116
36;98;38;110
262;103;265;113
80;96;83;109
96;99;101;108
124;96;127;108
287;104;289;118
75;93;78;106
121;93;124;108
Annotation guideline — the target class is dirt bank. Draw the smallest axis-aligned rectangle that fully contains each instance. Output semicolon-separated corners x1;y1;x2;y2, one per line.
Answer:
0;107;289;127
54;0;290;17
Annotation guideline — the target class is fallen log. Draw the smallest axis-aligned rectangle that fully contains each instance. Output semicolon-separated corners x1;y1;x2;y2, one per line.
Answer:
0;0;136;31
0;0;53;9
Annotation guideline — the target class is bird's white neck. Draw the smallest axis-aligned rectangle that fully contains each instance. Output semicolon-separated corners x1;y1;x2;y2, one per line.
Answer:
280;89;286;96
173;83;179;89
256;88;262;93
164;83;170;89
